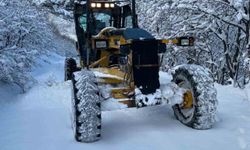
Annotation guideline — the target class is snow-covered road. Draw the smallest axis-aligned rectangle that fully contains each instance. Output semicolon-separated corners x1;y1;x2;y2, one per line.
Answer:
0;53;250;150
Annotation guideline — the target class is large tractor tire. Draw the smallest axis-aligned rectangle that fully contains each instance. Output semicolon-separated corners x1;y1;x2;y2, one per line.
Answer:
64;58;78;81
172;64;218;129
71;70;101;142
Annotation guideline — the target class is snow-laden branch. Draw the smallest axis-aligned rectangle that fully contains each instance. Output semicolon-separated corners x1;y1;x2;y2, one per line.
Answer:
0;0;61;91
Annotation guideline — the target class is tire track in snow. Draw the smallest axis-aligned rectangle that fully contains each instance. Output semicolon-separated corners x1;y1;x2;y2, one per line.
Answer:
237;109;250;149
237;128;249;150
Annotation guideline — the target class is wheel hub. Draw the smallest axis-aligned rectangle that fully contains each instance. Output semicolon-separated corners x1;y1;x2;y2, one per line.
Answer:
182;90;193;109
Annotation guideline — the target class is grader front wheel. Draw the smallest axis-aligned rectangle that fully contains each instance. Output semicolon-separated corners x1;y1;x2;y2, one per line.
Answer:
172;65;218;130
71;70;101;143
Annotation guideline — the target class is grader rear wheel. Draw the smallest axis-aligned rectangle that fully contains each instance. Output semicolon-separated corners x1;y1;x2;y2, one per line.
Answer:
172;65;218;129
64;58;78;81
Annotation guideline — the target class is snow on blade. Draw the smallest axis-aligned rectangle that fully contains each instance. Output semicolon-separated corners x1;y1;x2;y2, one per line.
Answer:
135;88;162;107
93;71;123;80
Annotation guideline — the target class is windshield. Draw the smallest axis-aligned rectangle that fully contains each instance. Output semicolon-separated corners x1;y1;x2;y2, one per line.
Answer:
79;12;111;35
93;12;111;34
78;7;133;35
94;13;111;27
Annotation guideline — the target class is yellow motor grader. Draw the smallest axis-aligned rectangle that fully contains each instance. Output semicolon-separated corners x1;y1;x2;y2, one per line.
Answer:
65;0;218;143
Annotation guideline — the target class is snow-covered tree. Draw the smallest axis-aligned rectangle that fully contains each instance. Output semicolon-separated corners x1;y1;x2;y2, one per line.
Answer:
31;0;74;17
0;0;60;91
137;0;249;87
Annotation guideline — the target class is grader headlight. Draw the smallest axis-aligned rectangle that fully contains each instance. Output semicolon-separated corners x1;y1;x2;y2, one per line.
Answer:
90;2;115;9
104;3;110;8
91;3;96;8
110;3;115;8
96;3;102;8
180;39;190;46
177;37;195;46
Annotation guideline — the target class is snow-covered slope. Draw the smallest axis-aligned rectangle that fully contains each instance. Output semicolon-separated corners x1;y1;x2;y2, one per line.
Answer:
0;53;250;150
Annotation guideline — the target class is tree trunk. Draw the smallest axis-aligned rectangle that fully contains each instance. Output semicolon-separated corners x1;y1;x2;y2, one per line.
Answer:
232;27;241;86
247;1;250;57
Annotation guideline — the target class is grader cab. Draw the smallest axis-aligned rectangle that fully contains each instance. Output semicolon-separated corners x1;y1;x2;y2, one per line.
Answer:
65;0;217;143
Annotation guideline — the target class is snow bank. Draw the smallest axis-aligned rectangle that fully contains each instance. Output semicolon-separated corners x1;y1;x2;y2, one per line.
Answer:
48;13;76;42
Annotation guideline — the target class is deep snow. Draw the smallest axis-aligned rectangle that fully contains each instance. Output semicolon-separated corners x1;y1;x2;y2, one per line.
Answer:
0;53;250;150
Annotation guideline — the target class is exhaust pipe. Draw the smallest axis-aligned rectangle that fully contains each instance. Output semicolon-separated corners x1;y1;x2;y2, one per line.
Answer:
132;0;138;28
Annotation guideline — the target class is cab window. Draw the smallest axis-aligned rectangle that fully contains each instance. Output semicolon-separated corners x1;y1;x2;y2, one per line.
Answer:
79;14;87;31
124;15;133;28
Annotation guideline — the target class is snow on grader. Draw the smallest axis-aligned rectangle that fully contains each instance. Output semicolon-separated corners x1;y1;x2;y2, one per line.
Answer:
64;0;218;143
